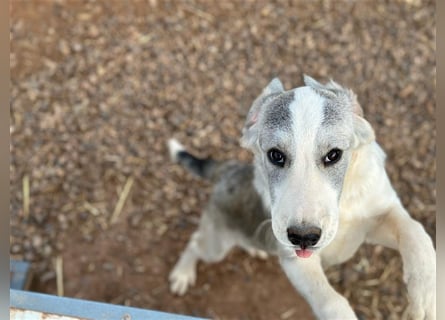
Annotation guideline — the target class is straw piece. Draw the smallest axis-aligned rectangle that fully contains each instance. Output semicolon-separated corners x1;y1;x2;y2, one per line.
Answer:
110;176;134;224
55;256;64;297
23;175;30;219
183;4;214;21
280;307;297;319
83;201;101;216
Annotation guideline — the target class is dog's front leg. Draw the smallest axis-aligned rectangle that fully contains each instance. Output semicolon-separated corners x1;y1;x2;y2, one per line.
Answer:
279;254;357;320
366;204;436;320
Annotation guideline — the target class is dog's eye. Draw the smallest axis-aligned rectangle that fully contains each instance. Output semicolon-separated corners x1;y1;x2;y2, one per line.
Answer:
323;148;343;166
267;148;286;167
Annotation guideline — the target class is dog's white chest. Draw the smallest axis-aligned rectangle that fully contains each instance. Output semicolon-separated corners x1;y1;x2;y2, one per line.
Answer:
320;216;367;267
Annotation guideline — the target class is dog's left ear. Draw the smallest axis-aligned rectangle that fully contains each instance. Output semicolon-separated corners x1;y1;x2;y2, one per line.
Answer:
241;78;284;148
304;76;375;148
348;89;375;148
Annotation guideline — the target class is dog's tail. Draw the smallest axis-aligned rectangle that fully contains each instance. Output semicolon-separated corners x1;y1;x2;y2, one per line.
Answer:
168;139;220;181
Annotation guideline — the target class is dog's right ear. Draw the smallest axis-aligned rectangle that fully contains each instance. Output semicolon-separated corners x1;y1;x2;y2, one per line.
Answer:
240;78;284;149
347;90;375;148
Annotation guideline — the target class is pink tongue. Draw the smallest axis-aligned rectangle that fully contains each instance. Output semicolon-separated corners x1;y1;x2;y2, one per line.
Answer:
296;249;312;258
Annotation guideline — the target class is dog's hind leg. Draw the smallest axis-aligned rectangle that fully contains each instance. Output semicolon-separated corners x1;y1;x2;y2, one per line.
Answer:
169;230;202;295
169;209;236;295
241;245;269;260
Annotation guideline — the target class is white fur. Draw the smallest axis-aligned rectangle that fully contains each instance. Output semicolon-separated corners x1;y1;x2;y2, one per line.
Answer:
272;88;337;248
169;77;436;319
248;79;436;319
272;140;436;319
168;138;185;162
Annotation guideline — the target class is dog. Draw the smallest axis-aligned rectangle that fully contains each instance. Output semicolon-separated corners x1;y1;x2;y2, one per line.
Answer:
167;76;436;319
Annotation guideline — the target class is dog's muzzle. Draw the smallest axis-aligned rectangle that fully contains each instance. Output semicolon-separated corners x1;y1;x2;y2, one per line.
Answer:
287;226;321;258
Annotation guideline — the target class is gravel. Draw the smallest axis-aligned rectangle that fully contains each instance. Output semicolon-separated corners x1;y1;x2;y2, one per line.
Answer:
10;1;435;319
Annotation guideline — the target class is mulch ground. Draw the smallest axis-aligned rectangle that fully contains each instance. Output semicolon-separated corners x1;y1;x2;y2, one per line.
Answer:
10;1;435;319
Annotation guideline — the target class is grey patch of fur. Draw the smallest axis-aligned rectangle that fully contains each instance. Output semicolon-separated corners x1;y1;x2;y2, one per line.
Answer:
209;162;278;252
263;91;294;131
252;91;296;205
303;75;354;126
244;78;285;130
254;92;282;118
322;99;349;126
319;152;350;195
300;76;357;195
170;140;278;253
241;88;285;148
304;75;375;149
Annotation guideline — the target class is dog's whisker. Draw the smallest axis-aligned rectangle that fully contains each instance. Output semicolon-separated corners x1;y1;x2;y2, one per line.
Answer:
254;218;293;249
276;236;293;249
252;218;272;240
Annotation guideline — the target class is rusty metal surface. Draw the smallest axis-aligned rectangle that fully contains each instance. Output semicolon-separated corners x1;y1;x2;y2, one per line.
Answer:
10;289;207;320
11;308;85;320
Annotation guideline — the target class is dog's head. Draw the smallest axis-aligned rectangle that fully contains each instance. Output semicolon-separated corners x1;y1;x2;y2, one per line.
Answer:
241;76;375;257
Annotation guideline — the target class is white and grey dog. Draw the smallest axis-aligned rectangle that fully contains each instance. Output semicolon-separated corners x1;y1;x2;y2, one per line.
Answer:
167;76;436;319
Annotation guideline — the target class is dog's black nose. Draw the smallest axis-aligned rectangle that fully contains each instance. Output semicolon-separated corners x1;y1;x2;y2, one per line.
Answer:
287;226;322;248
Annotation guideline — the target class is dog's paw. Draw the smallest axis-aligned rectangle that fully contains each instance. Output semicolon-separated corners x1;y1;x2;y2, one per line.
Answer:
406;285;436;320
246;248;269;260
169;266;196;296
406;298;435;320
318;295;358;320
405;272;436;319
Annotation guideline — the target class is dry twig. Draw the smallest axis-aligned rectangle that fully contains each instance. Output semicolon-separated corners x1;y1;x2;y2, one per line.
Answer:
55;256;64;297
110;176;134;224
22;175;29;219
